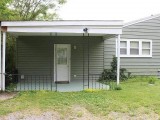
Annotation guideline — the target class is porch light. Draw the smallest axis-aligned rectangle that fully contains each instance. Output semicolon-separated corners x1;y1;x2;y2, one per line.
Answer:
83;28;88;33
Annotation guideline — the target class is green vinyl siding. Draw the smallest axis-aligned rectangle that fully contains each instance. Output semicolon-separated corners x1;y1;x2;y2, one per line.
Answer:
104;16;160;75
121;16;160;75
17;36;104;81
103;36;116;70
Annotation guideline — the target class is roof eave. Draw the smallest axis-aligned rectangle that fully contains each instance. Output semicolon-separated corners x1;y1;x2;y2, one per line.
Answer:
123;13;160;28
1;20;123;27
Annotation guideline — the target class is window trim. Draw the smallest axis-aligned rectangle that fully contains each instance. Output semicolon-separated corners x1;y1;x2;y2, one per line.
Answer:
116;39;152;57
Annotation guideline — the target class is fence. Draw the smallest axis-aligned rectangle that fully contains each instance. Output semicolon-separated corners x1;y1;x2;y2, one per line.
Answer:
2;73;110;92
2;70;159;92
5;74;55;91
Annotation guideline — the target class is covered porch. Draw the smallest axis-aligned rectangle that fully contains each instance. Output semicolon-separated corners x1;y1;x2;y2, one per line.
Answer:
0;20;123;92
10;74;107;92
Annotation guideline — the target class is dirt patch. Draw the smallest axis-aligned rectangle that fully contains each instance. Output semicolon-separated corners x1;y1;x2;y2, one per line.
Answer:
0;106;106;120
0;92;17;101
66;105;106;120
107;111;159;120
0;109;61;120
0;106;159;120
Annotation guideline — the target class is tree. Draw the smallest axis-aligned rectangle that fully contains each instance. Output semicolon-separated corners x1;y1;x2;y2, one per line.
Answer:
9;0;66;20
0;0;16;20
1;0;66;75
0;0;66;20
2;0;66;86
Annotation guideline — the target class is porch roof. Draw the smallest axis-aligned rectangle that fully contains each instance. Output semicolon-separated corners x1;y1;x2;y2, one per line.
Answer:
0;20;123;36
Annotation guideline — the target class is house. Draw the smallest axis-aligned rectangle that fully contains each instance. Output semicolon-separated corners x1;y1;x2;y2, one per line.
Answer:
1;14;159;92
0;20;123;91
105;14;160;76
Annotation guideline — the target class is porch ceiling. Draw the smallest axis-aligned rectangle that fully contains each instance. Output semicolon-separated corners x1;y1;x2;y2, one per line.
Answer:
1;20;123;36
9;32;106;36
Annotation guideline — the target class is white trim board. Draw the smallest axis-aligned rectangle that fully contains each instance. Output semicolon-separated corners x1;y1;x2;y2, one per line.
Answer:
123;13;160;28
1;20;123;35
1;20;123;27
7;27;122;35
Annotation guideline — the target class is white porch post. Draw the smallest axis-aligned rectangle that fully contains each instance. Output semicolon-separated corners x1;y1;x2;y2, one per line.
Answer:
2;32;6;91
0;28;1;91
117;34;121;85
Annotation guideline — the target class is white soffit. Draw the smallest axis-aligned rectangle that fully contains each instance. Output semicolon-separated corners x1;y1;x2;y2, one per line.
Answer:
10;32;106;36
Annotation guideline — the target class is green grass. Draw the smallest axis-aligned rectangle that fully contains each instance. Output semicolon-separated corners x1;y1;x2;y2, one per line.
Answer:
1;77;160;116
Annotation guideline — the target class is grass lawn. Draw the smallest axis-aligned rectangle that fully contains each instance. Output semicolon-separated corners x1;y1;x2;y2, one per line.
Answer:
0;77;160;119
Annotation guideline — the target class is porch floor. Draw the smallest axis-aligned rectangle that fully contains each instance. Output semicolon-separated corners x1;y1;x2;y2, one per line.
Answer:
15;79;108;92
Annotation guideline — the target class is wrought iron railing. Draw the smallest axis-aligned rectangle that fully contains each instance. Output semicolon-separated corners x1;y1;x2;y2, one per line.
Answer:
4;74;55;91
2;71;158;92
2;73;108;92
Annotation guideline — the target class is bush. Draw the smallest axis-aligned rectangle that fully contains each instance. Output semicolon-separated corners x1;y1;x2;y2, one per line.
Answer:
5;35;17;88
148;76;157;84
5;70;18;87
6;83;16;92
114;85;122;90
107;82;122;90
99;56;130;82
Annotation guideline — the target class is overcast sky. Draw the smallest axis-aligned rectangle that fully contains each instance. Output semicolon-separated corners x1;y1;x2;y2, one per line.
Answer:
58;0;160;23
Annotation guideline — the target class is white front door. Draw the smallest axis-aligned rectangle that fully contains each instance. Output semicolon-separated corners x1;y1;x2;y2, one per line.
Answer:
54;44;71;82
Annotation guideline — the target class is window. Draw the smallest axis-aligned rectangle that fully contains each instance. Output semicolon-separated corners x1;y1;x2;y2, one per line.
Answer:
120;41;127;55
57;48;67;64
118;39;152;57
130;41;139;55
142;42;150;55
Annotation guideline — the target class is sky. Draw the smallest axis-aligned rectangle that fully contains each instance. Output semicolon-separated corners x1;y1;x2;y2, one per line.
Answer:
58;0;160;23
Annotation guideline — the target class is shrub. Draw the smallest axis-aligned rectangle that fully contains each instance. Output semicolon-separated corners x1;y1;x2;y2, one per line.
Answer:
148;76;157;84
114;85;122;90
107;82;122;90
99;56;130;82
6;83;16;92
5;35;17;88
5;71;18;87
